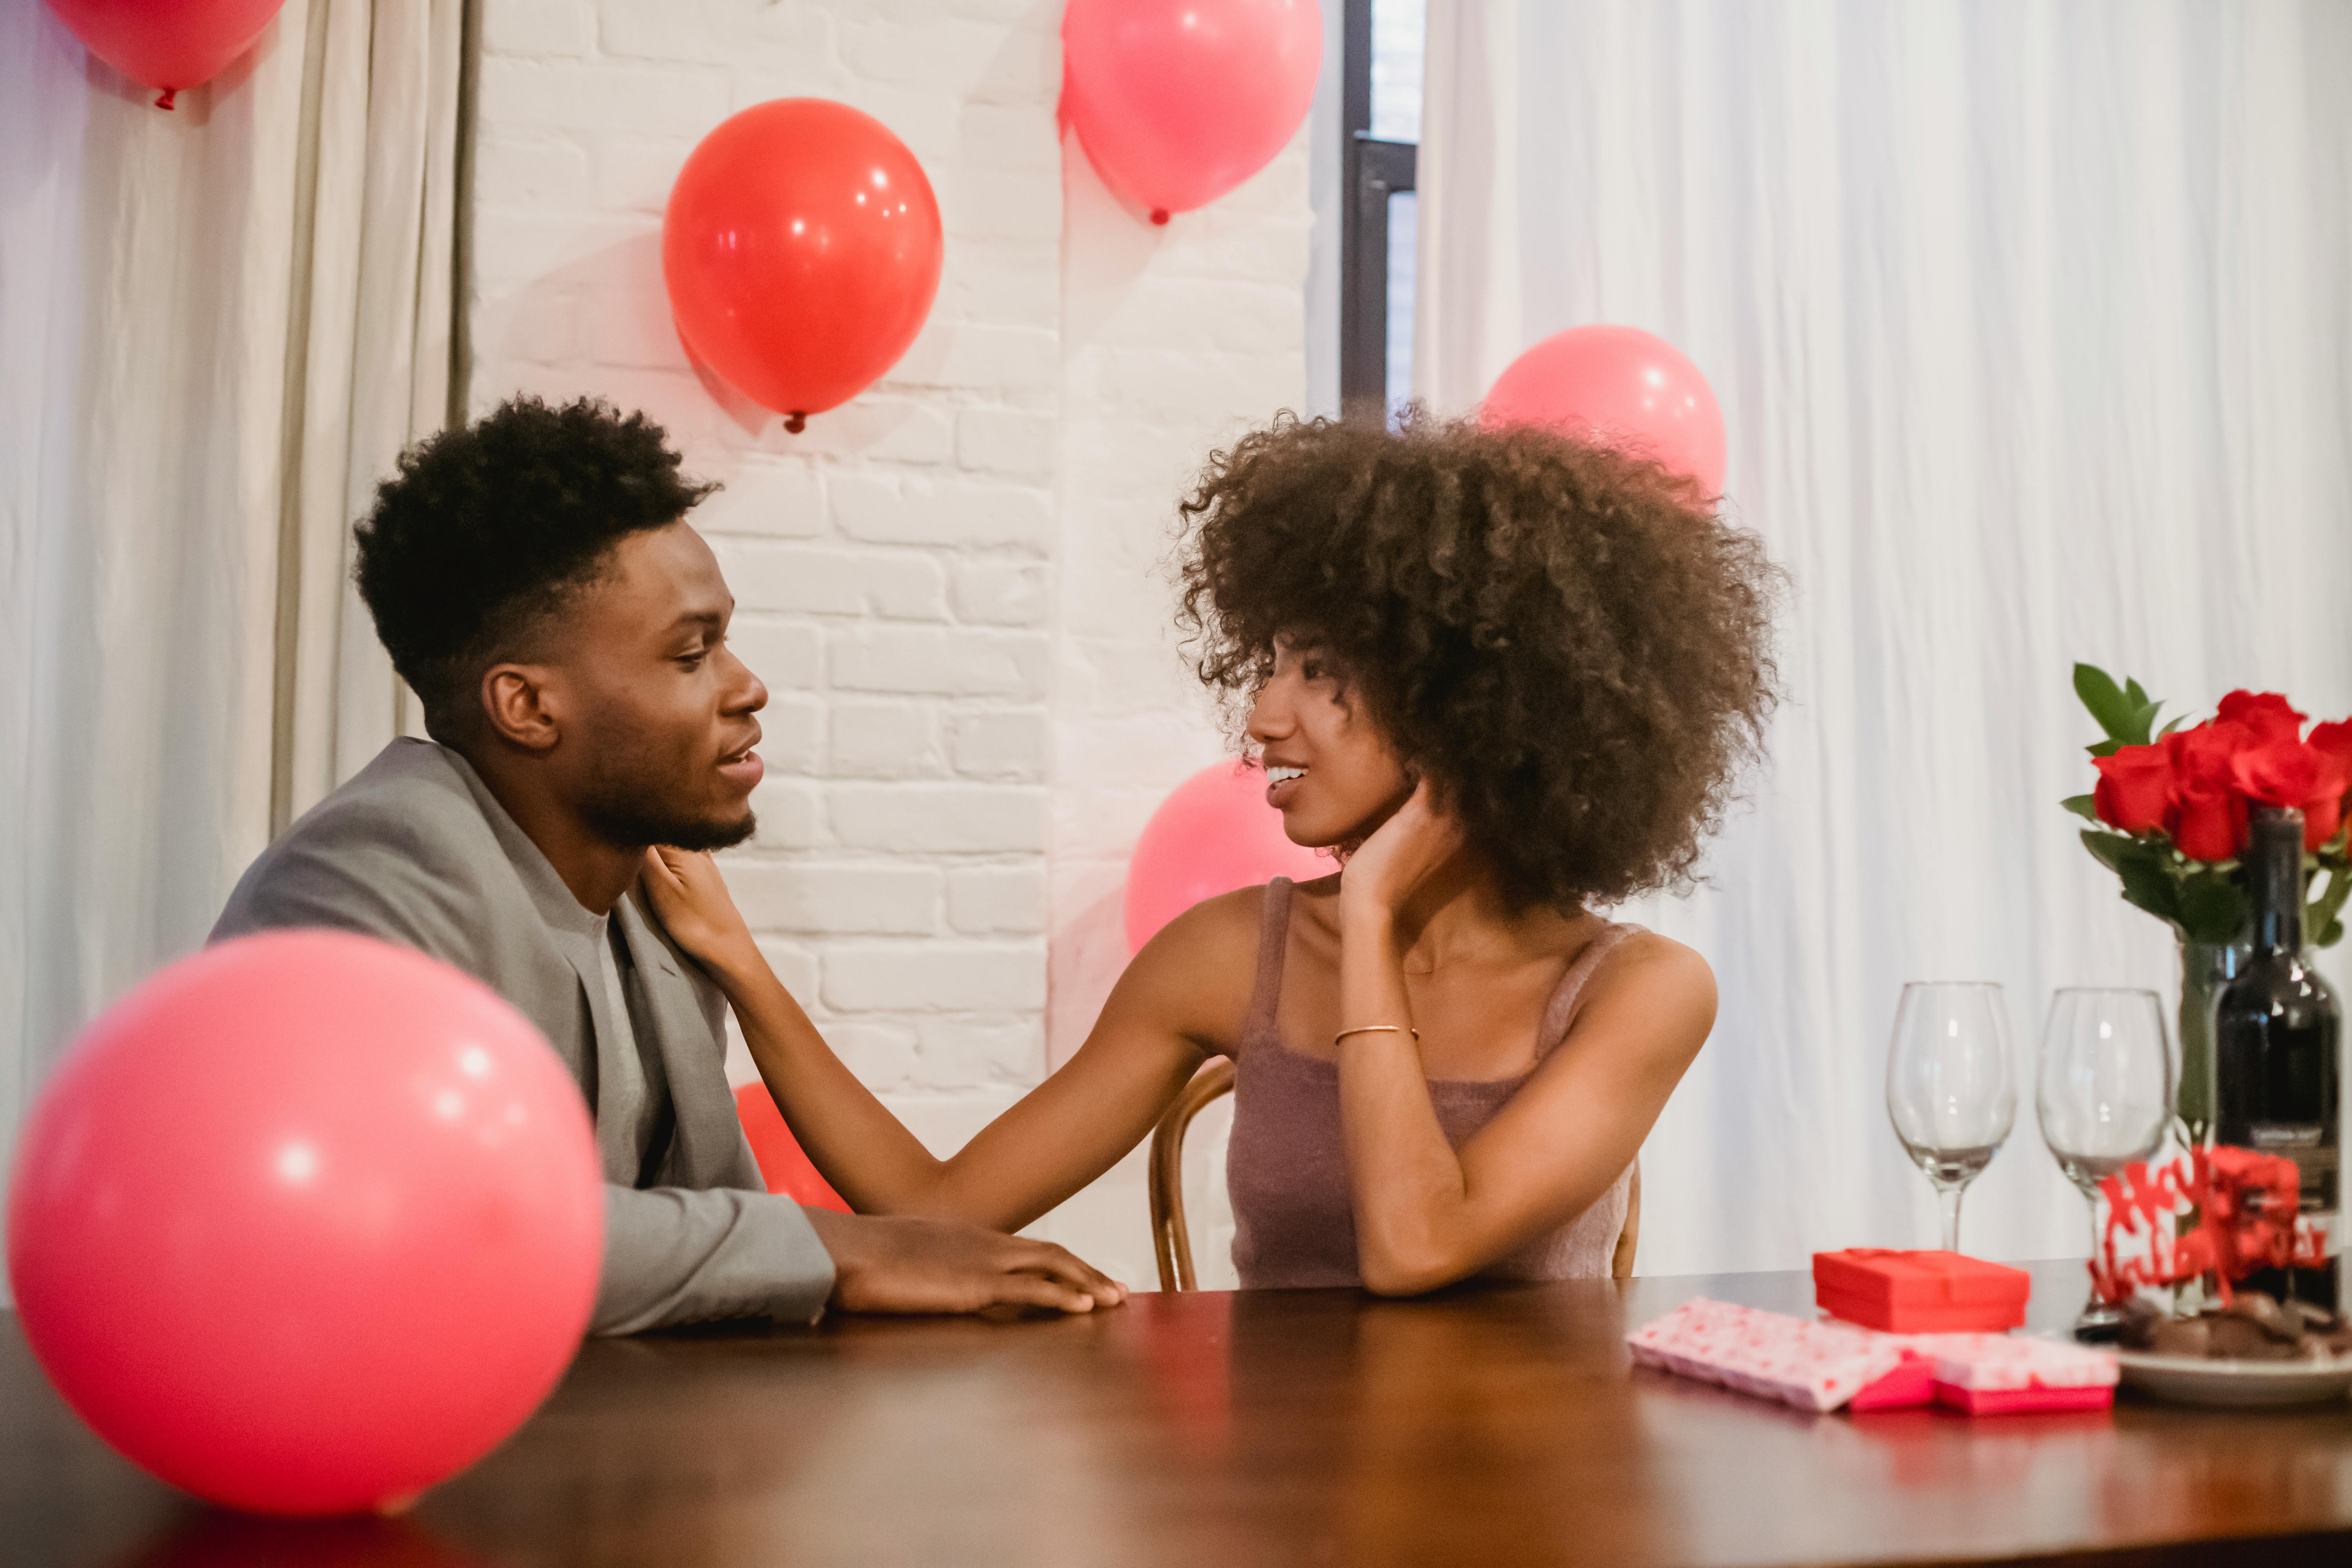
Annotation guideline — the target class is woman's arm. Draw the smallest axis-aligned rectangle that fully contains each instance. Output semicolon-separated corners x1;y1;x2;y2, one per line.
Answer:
1332;788;1714;1295
640;847;1257;1235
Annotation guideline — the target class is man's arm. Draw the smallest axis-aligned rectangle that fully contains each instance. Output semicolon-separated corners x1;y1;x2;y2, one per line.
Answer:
214;834;843;1332
214;830;1124;1330
597;1186;832;1333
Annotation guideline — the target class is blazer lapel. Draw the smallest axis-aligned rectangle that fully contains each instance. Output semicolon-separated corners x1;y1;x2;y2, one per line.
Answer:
616;892;764;1193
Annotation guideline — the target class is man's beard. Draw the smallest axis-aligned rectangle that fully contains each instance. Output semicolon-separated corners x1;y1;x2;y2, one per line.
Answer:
575;742;757;853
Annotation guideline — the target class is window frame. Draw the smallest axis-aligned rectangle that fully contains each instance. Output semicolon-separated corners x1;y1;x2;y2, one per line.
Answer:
1338;0;1418;419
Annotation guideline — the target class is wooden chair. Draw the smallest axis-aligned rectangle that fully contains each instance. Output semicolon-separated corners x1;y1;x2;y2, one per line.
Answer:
1147;1061;1642;1291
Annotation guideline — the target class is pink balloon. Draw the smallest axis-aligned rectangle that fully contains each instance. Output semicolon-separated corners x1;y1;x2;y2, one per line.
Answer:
6;931;603;1515
1482;325;1728;498
43;0;289;109
1125;760;1328;953
1063;0;1323;223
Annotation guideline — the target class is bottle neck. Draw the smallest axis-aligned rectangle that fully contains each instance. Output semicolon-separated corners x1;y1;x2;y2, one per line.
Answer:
2248;806;2306;956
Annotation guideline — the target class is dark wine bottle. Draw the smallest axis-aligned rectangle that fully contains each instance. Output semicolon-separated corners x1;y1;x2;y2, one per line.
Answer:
2214;804;2341;1307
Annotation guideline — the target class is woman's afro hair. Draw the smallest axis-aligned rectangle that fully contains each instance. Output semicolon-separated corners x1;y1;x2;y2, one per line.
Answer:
1176;412;1781;911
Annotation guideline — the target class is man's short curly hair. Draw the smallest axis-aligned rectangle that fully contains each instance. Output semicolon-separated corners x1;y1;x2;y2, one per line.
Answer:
354;395;715;734
1176;413;1780;911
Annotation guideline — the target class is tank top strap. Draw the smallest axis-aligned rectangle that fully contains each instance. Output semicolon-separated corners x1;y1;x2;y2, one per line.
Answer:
1238;877;1296;1046
1534;921;1643;1062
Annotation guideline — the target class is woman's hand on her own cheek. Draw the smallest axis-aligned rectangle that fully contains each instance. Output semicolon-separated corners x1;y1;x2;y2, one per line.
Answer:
1338;778;1465;920
640;846;762;975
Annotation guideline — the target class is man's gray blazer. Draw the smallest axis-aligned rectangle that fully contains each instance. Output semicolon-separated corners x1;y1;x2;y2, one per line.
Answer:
211;737;835;1333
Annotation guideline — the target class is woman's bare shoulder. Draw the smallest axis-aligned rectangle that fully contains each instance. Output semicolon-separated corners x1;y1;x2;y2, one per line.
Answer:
1608;925;1707;971
1584;927;1717;1053
1114;882;1286;1042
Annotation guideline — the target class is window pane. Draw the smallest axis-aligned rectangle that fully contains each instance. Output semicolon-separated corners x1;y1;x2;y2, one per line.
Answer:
1386;188;1416;420
1370;0;1426;143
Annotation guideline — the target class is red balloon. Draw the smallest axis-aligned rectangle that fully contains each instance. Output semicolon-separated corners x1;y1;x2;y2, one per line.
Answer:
1482;325;1728;498
662;99;943;430
1063;0;1323;223
733;1082;850;1213
43;0;289;109
6;932;603;1515
1125;760;1328;954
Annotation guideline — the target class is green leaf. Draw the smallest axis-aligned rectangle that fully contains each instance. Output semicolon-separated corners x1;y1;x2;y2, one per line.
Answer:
2080;829;2142;875
2082;829;2185;927
2176;875;2250;945
2125;678;2150;709
2117;858;2183;926
2158;715;2188;739
2074;663;2138;741
2124;700;2163;746
2306;860;2352;951
2060;793;2100;823
2087;739;2122;759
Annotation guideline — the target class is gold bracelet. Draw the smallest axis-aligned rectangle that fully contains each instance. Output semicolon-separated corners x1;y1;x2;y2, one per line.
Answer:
1333;1024;1421;1046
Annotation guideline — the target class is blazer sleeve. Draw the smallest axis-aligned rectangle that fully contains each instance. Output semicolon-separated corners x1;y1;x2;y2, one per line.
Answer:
212;824;839;1334
594;1186;835;1334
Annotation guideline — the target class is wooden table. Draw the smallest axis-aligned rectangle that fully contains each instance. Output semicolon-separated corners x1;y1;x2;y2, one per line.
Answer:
7;1261;2352;1566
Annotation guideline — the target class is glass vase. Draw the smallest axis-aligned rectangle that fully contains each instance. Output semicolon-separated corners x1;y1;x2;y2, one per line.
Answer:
2171;935;2249;1315
2173;936;2248;1149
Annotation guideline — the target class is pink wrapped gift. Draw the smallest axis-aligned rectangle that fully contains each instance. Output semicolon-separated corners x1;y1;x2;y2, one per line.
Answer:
1629;1302;2118;1416
1915;1332;2118;1414
1626;1299;1913;1413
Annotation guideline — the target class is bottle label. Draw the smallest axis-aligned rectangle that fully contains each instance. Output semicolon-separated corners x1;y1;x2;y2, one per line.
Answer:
2248;1124;2336;1171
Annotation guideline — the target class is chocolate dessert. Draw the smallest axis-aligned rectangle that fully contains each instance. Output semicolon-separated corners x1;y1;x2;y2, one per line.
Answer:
2121;1292;2352;1361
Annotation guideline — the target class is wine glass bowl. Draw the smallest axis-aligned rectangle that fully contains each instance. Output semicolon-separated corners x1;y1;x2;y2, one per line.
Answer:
2036;986;2172;1337
1886;982;2019;1255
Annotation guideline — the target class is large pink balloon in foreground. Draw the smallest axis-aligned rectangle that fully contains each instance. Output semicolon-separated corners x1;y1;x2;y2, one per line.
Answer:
43;0;289;109
1482;325;1728;497
1125;760;1328;953
1063;0;1323;224
6;931;603;1515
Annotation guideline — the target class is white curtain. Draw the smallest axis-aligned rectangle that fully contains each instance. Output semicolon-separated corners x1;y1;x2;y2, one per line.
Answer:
1;0;468;1292
1420;0;2352;1275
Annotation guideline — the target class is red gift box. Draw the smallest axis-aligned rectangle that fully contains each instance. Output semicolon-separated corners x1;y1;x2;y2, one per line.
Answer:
1813;1249;2030;1334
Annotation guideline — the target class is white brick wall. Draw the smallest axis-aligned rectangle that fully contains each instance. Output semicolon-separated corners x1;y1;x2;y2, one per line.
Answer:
471;0;1308;1291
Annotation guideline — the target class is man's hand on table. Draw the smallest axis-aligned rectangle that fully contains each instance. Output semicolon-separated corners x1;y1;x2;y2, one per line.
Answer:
802;1208;1128;1316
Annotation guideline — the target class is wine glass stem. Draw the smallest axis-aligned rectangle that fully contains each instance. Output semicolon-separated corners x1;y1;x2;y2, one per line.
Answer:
1938;1183;1966;1254
2083;1193;2106;1314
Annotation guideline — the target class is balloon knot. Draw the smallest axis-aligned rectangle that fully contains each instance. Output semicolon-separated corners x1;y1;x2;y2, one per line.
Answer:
1150;208;1170;226
155;88;177;111
783;412;807;434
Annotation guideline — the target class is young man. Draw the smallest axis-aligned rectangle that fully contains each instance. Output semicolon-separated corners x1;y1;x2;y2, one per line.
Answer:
214;396;1122;1333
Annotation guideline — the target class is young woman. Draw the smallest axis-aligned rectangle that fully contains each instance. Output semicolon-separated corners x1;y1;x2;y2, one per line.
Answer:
644;415;1779;1295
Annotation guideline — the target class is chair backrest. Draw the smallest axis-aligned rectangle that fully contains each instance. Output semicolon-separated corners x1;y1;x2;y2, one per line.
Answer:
1148;1058;1236;1292
1146;1062;1642;1289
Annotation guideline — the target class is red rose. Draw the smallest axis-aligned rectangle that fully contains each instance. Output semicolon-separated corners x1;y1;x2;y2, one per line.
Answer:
2230;738;2351;850
2307;720;2352;848
2172;780;2248;861
2162;719;2253;789
2091;744;2174;833
2233;738;2334;806
2308;719;2352;777
2216;690;2307;744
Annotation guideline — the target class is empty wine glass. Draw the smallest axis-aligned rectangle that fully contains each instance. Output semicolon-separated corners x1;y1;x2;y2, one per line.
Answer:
1886;982;2019;1254
2036;987;2172;1338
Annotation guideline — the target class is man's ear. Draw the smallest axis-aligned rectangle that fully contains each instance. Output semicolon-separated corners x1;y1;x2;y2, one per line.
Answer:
480;663;563;754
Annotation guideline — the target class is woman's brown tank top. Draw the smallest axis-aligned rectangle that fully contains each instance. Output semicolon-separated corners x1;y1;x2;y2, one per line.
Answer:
1224;877;1638;1290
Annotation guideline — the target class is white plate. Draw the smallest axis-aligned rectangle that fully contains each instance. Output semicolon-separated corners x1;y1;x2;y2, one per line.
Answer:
2116;1350;2352;1408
